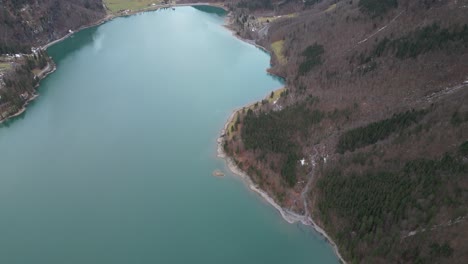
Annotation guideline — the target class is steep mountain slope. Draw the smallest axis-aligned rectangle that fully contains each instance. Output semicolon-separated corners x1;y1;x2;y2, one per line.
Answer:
221;0;468;263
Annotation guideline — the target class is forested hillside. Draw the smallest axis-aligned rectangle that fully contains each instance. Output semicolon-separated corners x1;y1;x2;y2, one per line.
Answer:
0;0;105;54
220;0;468;262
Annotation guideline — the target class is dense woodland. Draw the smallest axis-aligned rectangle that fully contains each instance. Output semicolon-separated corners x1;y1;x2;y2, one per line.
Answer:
360;23;468;63
298;43;324;75
241;99;324;186
336;109;427;153
358;0;397;17
318;149;467;263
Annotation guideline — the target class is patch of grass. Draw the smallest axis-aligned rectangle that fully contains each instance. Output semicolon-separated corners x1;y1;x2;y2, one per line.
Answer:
281;13;297;19
257;16;273;23
0;62;12;71
104;0;163;13
226;112;239;139
267;87;286;103
271;40;287;65
258;13;296;23
325;3;337;12
32;68;42;76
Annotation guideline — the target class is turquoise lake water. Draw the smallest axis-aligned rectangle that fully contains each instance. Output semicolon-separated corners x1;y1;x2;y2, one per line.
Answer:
0;6;339;264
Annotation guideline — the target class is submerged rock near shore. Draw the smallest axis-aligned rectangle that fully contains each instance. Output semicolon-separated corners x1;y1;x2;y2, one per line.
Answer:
212;169;224;177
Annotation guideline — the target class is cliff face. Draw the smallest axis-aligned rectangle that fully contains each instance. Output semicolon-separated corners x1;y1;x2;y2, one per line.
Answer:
223;0;468;263
0;0;106;54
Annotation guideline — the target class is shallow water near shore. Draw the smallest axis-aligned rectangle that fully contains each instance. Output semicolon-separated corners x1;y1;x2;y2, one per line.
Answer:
0;7;339;264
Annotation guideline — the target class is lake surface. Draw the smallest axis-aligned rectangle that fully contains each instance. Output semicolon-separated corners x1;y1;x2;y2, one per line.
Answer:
0;6;339;264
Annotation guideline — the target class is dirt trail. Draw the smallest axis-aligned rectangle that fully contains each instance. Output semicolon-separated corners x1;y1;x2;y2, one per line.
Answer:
297;146;347;264
422;81;468;103
403;215;467;239
35;62;53;78
357;11;405;45
301;147;319;218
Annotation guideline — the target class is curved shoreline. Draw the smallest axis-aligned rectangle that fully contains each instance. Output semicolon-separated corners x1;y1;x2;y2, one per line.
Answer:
216;14;347;261
2;2;227;124
0;61;56;124
217;106;347;264
2;3;345;262
42;2;228;50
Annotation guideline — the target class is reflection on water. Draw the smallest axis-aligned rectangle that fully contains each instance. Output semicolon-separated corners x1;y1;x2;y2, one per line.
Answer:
47;26;99;64
192;5;227;16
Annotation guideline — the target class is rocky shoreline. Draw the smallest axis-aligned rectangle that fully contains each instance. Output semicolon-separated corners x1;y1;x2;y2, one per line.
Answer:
217;13;347;258
0;61;56;124
217;107;346;264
